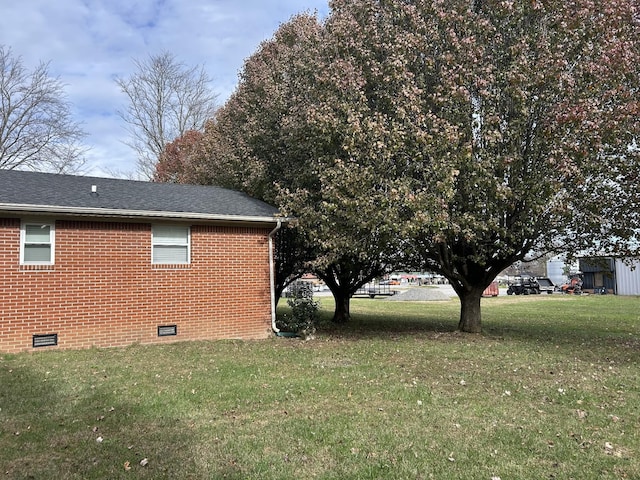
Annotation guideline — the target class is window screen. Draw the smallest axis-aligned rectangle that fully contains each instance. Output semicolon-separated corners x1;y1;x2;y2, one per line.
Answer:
152;225;190;264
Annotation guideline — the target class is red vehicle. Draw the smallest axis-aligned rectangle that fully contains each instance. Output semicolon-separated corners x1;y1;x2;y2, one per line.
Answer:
561;275;583;295
482;281;499;297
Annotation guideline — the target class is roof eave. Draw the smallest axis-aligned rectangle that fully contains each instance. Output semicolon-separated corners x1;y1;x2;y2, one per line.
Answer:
0;203;286;225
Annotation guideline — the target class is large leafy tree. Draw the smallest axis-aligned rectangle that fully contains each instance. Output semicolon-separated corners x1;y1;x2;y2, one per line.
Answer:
282;1;450;321
189;13;400;322
180;14;324;308
316;0;639;332
413;0;639;332
0;46;87;172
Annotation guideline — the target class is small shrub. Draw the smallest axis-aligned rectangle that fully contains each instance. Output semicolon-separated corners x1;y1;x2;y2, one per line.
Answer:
277;281;318;339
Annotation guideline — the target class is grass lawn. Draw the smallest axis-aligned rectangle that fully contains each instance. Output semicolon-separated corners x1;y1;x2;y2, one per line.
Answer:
1;293;639;479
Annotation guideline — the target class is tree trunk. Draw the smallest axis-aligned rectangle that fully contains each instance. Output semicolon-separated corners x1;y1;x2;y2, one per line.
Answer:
457;288;483;333
332;292;351;323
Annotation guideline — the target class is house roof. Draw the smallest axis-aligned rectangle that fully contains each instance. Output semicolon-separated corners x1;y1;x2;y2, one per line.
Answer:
0;170;281;224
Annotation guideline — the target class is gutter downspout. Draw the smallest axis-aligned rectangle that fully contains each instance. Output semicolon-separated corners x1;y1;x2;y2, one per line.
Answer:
268;219;283;333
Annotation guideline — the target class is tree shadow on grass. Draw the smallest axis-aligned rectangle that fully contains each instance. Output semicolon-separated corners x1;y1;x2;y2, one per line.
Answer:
484;319;640;355
315;307;460;341
0;361;62;477
0;352;239;480
313;297;640;365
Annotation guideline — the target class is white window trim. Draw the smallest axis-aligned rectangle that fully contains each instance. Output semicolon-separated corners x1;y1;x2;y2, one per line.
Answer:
20;220;55;265
151;224;191;265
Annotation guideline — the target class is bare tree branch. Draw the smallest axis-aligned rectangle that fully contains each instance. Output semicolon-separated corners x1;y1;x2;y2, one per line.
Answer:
0;45;87;173
116;51;218;179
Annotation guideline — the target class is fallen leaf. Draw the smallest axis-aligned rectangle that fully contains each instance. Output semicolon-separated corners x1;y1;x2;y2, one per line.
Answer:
140;458;149;467
124;461;131;471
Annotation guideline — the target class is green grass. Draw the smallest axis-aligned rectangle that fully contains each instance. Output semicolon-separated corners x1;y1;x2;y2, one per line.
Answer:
2;294;639;479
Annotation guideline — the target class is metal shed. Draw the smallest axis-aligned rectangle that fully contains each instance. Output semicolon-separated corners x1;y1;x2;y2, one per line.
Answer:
614;258;640;295
578;257;640;295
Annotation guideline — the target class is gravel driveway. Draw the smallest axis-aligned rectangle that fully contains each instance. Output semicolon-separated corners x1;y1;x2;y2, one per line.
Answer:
385;286;453;301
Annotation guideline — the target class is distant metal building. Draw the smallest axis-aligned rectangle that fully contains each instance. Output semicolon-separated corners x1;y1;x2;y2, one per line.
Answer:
546;257;567;287
578;257;640;295
613;258;640;295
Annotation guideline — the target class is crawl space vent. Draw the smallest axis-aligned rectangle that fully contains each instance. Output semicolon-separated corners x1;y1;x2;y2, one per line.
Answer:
32;334;58;348
157;325;177;337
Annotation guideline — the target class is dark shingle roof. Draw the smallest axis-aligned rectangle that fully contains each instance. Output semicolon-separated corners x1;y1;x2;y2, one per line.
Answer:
0;170;280;223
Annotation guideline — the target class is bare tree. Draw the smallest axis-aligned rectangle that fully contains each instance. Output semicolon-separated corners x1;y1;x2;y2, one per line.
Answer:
116;52;218;178
0;46;87;173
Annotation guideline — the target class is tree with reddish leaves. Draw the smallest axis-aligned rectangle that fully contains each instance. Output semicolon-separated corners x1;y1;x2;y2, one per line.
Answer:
292;0;639;331
153;129;207;184
195;13;400;322
199;14;329;309
168;1;639;331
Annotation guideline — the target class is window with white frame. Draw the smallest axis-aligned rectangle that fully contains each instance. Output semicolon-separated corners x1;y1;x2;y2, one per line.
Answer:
152;225;190;264
21;221;55;264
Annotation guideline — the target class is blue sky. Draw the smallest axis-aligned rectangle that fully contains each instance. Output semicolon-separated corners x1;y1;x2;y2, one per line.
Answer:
0;0;329;177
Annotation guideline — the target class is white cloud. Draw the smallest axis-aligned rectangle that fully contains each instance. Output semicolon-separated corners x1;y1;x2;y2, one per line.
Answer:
0;0;328;177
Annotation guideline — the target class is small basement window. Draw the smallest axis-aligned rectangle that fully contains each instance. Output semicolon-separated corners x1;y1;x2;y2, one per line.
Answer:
152;225;190;264
33;334;58;348
158;325;178;337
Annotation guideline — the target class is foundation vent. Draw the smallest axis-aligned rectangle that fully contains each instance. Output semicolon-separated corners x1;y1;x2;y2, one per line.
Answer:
32;334;58;348
157;325;177;337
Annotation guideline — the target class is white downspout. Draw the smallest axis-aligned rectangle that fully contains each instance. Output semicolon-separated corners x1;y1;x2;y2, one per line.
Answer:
268;219;283;333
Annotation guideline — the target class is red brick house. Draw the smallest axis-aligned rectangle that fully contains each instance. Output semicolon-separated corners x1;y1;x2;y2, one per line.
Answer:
0;170;283;353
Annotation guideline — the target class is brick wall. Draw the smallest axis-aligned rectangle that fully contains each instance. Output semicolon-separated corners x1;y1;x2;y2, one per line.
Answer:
0;218;274;353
